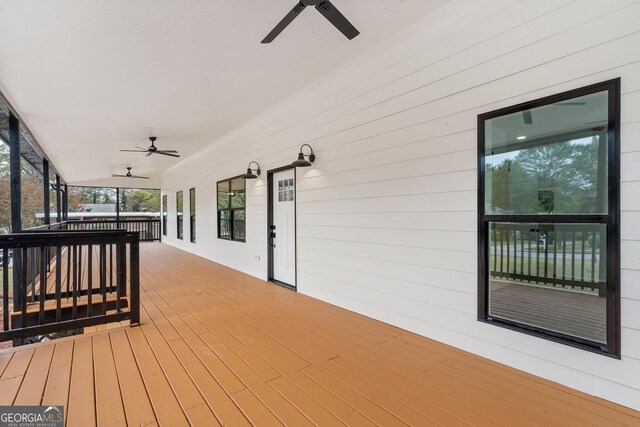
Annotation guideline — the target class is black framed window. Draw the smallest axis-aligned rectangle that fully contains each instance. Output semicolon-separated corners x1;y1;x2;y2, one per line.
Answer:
217;176;245;242
162;194;167;236
478;79;620;357
189;187;196;243
176;191;183;240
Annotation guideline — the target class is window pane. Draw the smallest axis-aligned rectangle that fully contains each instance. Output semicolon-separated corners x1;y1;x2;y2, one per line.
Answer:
488;222;606;344
176;191;183;239
219;210;231;239
484;91;608;215
190;188;196;243
162;195;167;236
217;181;229;209
230;178;245;208
233;209;245;240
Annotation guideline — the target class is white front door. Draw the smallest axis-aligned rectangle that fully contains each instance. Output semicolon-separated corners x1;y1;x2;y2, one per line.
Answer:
271;169;296;287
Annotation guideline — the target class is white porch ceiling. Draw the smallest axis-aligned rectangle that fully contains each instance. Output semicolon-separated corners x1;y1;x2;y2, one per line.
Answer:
0;0;453;187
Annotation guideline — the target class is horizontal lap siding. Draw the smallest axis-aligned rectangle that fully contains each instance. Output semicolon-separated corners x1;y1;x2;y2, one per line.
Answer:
160;0;640;410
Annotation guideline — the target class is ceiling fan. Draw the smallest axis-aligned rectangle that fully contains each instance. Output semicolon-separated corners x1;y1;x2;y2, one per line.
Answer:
262;0;359;43
120;137;180;158
112;167;149;179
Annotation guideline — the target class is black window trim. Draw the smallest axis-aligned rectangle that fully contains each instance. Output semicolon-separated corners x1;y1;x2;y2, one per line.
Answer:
189;187;196;243
162;194;167;237
176;190;183;240
477;78;621;358
216;175;246;243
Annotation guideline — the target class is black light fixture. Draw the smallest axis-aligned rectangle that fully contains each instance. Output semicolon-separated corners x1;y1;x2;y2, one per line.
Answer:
242;161;261;179
291;144;316;167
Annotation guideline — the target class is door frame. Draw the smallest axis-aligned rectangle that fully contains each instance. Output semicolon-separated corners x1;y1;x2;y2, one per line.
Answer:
267;165;297;291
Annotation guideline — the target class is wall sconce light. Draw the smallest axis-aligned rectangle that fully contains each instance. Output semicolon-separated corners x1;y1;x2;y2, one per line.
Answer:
242;161;261;179
291;144;316;167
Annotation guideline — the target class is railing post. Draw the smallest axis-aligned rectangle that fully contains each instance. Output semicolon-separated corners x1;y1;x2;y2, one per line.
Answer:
129;237;140;326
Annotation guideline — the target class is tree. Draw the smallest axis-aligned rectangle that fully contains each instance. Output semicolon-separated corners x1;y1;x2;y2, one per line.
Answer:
0;143;46;232
488;136;603;215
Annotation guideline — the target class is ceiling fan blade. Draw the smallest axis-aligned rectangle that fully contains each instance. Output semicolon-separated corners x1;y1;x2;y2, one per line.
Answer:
129;175;150;179
315;1;359;40
146;152;152;157
120;149;147;152
156;151;181;158
111;174;128;177
156;150;178;153
523;110;533;125
261;2;306;43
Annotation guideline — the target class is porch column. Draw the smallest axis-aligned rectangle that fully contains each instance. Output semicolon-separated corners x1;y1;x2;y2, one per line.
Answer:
56;175;61;223
8;112;21;232
63;184;68;220
8;112;23;320
43;158;50;225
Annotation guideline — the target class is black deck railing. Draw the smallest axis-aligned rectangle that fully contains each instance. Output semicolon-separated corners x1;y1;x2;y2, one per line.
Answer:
0;230;140;344
66;219;161;242
489;223;605;295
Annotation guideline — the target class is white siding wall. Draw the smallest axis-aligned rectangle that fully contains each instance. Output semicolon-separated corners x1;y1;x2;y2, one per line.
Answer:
160;0;640;409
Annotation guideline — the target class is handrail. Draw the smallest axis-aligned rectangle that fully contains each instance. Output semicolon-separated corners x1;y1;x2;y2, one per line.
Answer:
489;223;605;295
66;219;161;242
0;229;140;344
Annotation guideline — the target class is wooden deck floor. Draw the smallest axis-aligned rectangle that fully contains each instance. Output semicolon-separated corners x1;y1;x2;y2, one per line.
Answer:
490;281;606;343
0;243;638;426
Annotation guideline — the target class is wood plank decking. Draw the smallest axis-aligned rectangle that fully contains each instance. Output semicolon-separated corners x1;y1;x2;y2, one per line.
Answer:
0;243;638;426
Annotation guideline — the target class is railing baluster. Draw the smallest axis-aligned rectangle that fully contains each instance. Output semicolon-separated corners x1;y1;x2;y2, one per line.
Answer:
116;243;122;312
505;226;510;278
543;229;549;284
72;245;78;319
87;245;92;318
56;246;62;322
591;229;597;284
562;230;567;280
39;246;46;325
66;245;71;298
492;225;497;274
519;229;524;276
21;248;28;330
101;244;107;315
528;229;532;278
78;244;83;296
571;231;576;280
30;247;36;302
581;231;586;281
499;227;504;275
109;244;114;293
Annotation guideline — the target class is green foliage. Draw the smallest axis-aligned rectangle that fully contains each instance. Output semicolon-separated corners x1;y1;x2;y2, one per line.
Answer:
121;188;160;212
1;143;46;233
